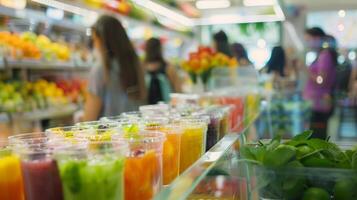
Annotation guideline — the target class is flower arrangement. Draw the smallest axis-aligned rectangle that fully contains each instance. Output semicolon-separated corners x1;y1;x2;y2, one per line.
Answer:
181;46;238;84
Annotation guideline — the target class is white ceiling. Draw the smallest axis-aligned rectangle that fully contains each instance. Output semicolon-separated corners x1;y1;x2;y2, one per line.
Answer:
284;0;357;10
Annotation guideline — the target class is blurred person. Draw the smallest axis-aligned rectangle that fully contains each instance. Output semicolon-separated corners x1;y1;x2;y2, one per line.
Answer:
231;43;252;66
213;30;232;57
266;46;286;77
144;37;181;104
82;15;146;121
303;28;337;139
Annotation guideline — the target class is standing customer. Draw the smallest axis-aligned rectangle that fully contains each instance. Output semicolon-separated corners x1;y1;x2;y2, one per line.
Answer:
144;38;181;104
231;43;252;66
266;46;286;77
303;27;337;139
213;30;232;57
82;15;146;121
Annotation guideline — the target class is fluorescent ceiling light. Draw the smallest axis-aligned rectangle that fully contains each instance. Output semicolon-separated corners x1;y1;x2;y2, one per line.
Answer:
195;0;231;10
195;13;284;25
132;0;193;26
31;0;98;18
243;0;276;6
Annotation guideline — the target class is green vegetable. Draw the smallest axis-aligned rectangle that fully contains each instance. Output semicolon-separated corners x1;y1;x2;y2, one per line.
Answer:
263;145;296;167
303;187;330;200
334;179;357;200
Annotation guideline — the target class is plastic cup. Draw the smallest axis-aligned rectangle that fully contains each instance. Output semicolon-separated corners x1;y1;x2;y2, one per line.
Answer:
75;121;120;141
174;117;208;173
217;96;245;132
0;140;25;200
160;125;182;185
55;141;127;200
113;131;165;200
141;117;169;131
139;104;170;117
12;136;64;200
46;126;91;138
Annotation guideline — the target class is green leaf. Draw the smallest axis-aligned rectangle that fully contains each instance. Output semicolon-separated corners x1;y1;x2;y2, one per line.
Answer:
292;130;313;141
352;151;357;172
301;156;335;168
240;146;256;161
250;146;267;163
263;145;296;167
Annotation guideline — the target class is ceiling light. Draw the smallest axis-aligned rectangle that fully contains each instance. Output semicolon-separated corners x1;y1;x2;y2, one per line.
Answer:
132;0;193;26
243;0;276;7
338;10;346;18
31;0;97;17
195;0;231;10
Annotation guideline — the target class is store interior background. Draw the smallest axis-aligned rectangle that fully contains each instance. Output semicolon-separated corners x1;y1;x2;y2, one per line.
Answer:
0;0;356;141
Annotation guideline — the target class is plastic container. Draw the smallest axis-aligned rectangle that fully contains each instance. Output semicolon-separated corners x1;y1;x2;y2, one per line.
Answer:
239;143;357;200
174;117;209;173
11;134;64;200
75;121;120;141
113;131;165;200
141;116;169;131
194;110;222;151
46;126;90;138
249;166;356;200
217;96;245;132
139;104;170;117
56;141;127;200
0;140;25;200
160;125;183;185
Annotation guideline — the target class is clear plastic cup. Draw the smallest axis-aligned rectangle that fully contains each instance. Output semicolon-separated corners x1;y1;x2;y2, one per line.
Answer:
120;111;142;119
139;104;170;117
160;124;183;185
46;126;90;138
75;121;120;141
193;110;222;151
141;116;169;131
173;116;209;173
55;141;127;200
112;131;165;200
13;139;65;200
0;140;24;200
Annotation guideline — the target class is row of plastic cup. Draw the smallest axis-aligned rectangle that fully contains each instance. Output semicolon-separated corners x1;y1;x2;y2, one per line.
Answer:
1;104;234;200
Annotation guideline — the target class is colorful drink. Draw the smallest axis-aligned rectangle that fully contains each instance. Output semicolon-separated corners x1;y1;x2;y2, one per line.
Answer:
218;96;245;132
114;131;165;200
57;142;126;200
178;118;208;173
21;158;63;200
161;125;182;185
0;141;24;200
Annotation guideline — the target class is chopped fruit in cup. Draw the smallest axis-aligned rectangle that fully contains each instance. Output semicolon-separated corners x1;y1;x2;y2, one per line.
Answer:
160;126;182;185
124;150;161;200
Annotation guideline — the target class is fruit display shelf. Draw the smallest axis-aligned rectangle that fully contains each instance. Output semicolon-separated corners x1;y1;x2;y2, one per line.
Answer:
2;103;78;122
3;59;91;71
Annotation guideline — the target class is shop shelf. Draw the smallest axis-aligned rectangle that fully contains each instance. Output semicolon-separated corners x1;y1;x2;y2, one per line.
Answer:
4;60;91;71
10;103;78;121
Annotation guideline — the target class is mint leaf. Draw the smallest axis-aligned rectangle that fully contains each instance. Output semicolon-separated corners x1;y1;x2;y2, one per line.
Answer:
292;130;313;141
263;145;296;167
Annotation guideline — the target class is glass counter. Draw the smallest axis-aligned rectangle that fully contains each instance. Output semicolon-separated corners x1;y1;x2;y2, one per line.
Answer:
154;107;263;200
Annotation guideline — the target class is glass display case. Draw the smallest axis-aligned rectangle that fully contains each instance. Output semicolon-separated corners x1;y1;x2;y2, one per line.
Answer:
154;106;265;200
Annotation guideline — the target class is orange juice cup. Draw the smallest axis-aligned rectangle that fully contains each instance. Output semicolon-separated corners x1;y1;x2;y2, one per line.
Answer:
176;117;208;174
160;125;183;185
0;140;24;200
113;131;165;200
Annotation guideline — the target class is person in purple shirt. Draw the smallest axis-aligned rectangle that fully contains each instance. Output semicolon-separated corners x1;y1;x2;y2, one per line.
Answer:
303;27;337;139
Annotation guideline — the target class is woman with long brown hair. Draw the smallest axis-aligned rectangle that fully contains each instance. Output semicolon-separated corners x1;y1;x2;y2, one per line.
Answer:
82;15;146;121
